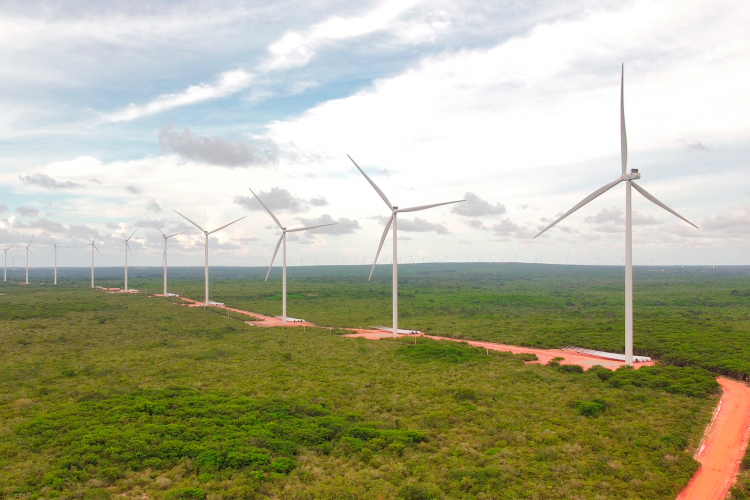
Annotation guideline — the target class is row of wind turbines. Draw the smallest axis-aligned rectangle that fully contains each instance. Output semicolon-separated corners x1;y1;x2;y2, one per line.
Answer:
2;67;697;366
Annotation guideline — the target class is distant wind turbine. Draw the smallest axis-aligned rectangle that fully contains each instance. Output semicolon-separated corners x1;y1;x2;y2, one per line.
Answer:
45;237;68;285
534;65;698;366
122;227;139;292
348;154;465;337
173;210;245;306
249;188;336;325
24;234;36;284
146;215;188;296
89;234;105;288
3;243;16;282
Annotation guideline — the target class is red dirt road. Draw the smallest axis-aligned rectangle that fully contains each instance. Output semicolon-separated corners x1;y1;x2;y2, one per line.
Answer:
676;377;750;500
345;331;654;371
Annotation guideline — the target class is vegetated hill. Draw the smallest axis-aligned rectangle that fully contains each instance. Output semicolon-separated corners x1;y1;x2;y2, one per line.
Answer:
0;286;718;499
49;263;750;378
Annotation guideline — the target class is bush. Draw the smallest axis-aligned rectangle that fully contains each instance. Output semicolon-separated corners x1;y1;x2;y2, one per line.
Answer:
559;364;584;374
577;401;606;417
588;365;613;381
608;365;720;398
398;484;441;499
454;389;477;402
165;487;205;500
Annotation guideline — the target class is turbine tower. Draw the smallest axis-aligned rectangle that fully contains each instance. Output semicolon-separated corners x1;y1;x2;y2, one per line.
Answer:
534;65;698;366
249;188;337;325
24;234;36;285
173;210;246;306
47;237;67;285
146;215;188;296
122;227;139;292
348;154;465;337
3;243;16;282
89;235;104;288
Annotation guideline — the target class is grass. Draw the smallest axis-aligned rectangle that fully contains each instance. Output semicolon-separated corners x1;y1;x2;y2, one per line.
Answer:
0;283;721;499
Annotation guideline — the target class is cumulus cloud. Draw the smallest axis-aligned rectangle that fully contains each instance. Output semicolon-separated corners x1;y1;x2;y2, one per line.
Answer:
584;207;663;229
235;187;319;214
145;199;163;213
398;216;449;234
16;206;39;217
458;238;472;245
106;69;254;122
126;185;143;195
452;192;505;217
0;204;7;214
159;124;280;168
701;204;750;234
465;219;485;230
296;214;360;234
491;219;521;236
15;218;65;232
19;173;83;189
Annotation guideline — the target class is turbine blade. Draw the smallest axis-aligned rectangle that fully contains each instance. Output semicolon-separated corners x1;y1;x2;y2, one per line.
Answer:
145;213;166;236
249;188;284;229
127;241;136;261
28;233;35;246
265;234;284;281
348;154;392;208
173;209;206;232
399;199;466;213
621;63;627;175
208;216;246;234
127;226;139;240
7;243;16;250
93;244;106;261
631;181;699;229
49;235;56;246
534;177;623;238
43;248;55;265
286;222;338;233
166;230;189;238
369;215;393;281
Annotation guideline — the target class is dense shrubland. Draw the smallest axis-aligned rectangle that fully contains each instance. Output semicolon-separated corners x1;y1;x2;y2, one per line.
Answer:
0;285;720;499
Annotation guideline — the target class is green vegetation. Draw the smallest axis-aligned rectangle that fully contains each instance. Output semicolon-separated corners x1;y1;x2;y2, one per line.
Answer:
0;284;720;498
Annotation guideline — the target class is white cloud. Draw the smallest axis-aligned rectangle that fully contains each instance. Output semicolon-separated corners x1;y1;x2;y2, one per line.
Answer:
105;69;253;122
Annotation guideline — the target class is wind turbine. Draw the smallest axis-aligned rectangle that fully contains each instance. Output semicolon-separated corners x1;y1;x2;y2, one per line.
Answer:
348;154;465;337
533;65;698;366
3;243;16;282
45;237;68;285
146;215;188;296
173;210;246;306
122;227;139;292
89;234;105;288
24;234;36;285
249;188;337;325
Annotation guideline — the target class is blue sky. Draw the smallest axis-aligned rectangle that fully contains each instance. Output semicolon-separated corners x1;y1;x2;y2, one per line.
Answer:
1;0;749;268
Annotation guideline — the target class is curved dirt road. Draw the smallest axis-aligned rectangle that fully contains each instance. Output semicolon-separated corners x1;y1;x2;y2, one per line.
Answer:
676;377;750;500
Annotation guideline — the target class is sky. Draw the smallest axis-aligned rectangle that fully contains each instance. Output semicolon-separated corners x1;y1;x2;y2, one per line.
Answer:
1;0;749;269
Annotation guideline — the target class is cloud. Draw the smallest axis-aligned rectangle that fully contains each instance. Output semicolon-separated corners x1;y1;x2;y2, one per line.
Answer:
146;199;163;213
0;204;7;214
584;207;663;229
296;214;360;234
126;185;143;195
14;218;65;233
398;216;449;234
452;192;506;217
19;173;82;189
701;204;750;234
490;219;521;236
105;69;254;122
159;124;280;168
262;0;420;71
465;219;485;230
458;238;472;245
234;187;318;214
16;205;39;217
90;178;102;185
680;139;709;151
309;196;328;207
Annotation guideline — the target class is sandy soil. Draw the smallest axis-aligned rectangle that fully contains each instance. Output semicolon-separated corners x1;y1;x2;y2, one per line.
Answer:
676;378;750;500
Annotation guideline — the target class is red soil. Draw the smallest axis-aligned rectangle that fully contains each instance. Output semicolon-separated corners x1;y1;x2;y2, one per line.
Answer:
676;377;750;500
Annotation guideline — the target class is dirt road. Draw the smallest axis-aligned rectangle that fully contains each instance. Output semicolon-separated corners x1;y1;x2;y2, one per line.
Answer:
676;377;750;500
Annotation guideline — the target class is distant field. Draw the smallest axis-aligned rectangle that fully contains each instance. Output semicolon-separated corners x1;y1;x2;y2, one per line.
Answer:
0;285;719;498
19;263;749;378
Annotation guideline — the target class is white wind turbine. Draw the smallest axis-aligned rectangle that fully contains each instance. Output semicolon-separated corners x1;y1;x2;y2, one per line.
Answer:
24;234;36;285
146;215;189;296
3;243;17;282
173;210;246;306
89;233;105;288
348;155;465;338
249;188;337;325
122;227;139;292
534;65;698;366
45;237;68;285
